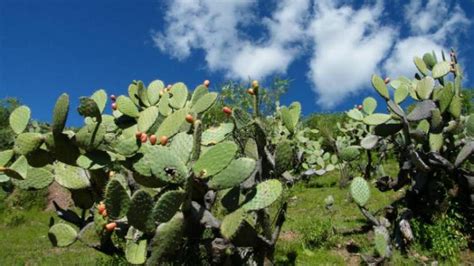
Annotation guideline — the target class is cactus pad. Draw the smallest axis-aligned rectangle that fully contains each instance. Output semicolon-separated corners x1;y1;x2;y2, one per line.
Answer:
12;167;53;190
191;85;208;105
115;137;141;157
137;106;159;133
13;132;44;155
77;97;101;121
201;123;234;145
190;92;217;113
244;139;259;160
54;163;91;189
414;56;429;76
394;84;409;104
275;140;294;176
91;89;107;113
5;155;28;179
169;82;188;109
48;223;78;247
126;239;147;265
147;80;164;105
432;61;451;79
374;226;390;258
362;97;377;114
220;208;246;240
155;108;188;139
0;150;14;166
127;190;156;233
134;146;188;184
148;213;184;263
116;96;139;118
104;179;131;219
371;74;390;100
52;93;69;135
158;92;172;116
340;146;361;161
169;132;193;164
416;77;434;100
192;141;238;178
449;95;462;119
152;190;185;223
75;122;106;150
208;158;256;190
429;133;444;152
9;105;31;134
363;113;391;126
350;177;370;206
347;109;363;121
242;179;283;211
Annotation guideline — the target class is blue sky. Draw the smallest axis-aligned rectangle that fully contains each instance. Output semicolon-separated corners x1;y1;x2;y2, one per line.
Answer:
1;0;473;126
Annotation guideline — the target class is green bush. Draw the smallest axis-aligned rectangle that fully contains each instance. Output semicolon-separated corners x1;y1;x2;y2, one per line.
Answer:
298;219;336;249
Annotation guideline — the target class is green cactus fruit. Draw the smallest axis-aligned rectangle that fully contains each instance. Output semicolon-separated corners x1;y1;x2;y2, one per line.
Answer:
190;92;217;113
275;140;294;176
52;93;69;135
466;115;474;137
363;97;377;114
347;109;363;121
192;141;238;178
232;107;252;129
156;108;188;140
432;61;451;79
158;92;172;116
416;77;434;100
371;74;390;100
76;151;111;170
340;145;361;161
423;52;436;70
77;97;102;121
115;137;141;157
448;95;462;119
48;223;78;247
11;167;54;190
414;56;429;76
429;133;444;152
201;123;234;145
363;113;391;126
244;139;259;160
116;96;139;118
350;177;370;206
148;80;164;105
0;150;14;166
126;239;147;265
394;84;409;104
104;179;131;219
191;85;208;105
374;226;390;258
208;158;256;190
9;105;31;135
138;106;159;133
220;208;246;240
148;213;184;265
169;132;193;164
127;190;156;233
435;83;454;113
91;89;107;113
169;82;188;109
243;179;283;211
54;162;91;190
13;132;44;155
152;190;185;223
75;122;106;150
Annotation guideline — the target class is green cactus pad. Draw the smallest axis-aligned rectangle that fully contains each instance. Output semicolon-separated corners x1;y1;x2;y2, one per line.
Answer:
275;140;294;176
414;56;429;76
75;122;106;150
136;81;150;106
152;190;185;223
127;190;155;233
416;77;434;100
191;85;208;105
281;107;295;133
350;177;370;206
52;93;70;135
77;222;100;248
232;107;252;129
148;213;184;264
148;80;164;105
466;115;474;137
220;208;246;240
243;179;283;211
76;151;111;170
362;97;377;114
192;141;238;178
45;133;80;165
190;92;217;114
244;139;259;160
77;97;101;121
169;132;193;164
430;109;442;132
455;142;474;167
54;163;91;190
155;108;188;139
9;105;31;135
201;123;234;145
423;52;436;69
394;84;409;104
126;239;147;265
435;83;454;113
208;158;256;190
407;100;436;121
0;150;14;166
346;109;363;121
158;92;172;116
448;95;462;119
90;89;107;113
128;83;140;106
134;146;188;184
116;96;139;118
340;146;361;161
11;167;54;190
104;179;131;219
429;133;444;152
13;132;44;155
360;135;379;150
169;82;188;109
6;155;28;179
138;106;159;133
363;114;391;126
115;137;141;157
48;223;78;247
371;74;390;100
432;61;451;79
374;226;390;258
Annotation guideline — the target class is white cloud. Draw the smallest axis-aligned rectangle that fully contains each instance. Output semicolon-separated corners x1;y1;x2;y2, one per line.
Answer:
307;0;396;108
153;0;471;109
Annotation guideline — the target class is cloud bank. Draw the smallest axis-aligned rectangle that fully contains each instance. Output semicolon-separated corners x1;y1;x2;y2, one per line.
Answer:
153;0;470;108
